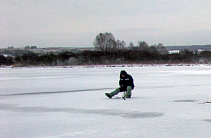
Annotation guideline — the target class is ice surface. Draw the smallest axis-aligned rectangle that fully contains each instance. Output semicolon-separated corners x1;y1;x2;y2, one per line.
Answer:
1;65;211;138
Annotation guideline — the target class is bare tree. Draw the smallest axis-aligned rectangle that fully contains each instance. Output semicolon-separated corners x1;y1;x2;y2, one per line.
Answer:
93;32;116;52
129;42;134;49
156;43;168;55
116;40;126;51
138;41;149;50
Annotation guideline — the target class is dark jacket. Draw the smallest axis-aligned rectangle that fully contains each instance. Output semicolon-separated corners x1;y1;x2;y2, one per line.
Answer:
119;70;134;90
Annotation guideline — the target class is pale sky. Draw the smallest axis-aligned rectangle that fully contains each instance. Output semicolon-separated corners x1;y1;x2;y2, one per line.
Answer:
1;0;211;48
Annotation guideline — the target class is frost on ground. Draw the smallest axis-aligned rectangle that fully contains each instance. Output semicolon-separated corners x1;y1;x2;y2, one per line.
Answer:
1;65;211;138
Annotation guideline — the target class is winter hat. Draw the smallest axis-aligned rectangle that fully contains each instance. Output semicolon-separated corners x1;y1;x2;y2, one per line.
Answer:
120;70;127;76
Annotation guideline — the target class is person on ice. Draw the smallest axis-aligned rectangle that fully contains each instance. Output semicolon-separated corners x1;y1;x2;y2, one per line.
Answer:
105;70;134;98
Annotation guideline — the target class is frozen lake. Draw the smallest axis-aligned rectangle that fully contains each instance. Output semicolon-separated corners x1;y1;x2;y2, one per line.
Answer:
1;65;211;137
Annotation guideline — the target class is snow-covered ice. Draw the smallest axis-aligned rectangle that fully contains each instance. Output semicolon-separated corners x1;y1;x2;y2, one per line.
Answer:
1;65;211;138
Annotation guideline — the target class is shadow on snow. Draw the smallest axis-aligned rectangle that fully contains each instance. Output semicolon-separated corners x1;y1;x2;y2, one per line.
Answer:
0;103;164;119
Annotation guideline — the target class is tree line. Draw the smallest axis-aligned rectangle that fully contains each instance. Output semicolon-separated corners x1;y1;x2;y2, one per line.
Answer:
1;32;211;66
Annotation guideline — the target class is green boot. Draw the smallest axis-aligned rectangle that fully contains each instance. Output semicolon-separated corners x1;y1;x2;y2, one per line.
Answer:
126;86;132;98
105;93;112;98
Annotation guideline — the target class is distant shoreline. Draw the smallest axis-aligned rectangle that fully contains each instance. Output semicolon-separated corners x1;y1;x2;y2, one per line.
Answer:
1;63;211;69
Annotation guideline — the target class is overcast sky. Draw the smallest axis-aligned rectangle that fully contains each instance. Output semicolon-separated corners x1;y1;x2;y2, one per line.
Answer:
1;0;211;48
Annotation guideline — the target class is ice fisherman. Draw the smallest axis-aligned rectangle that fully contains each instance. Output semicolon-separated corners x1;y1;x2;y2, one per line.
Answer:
105;70;134;98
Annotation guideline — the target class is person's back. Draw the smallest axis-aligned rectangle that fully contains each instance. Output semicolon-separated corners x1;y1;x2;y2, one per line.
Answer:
119;70;134;90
